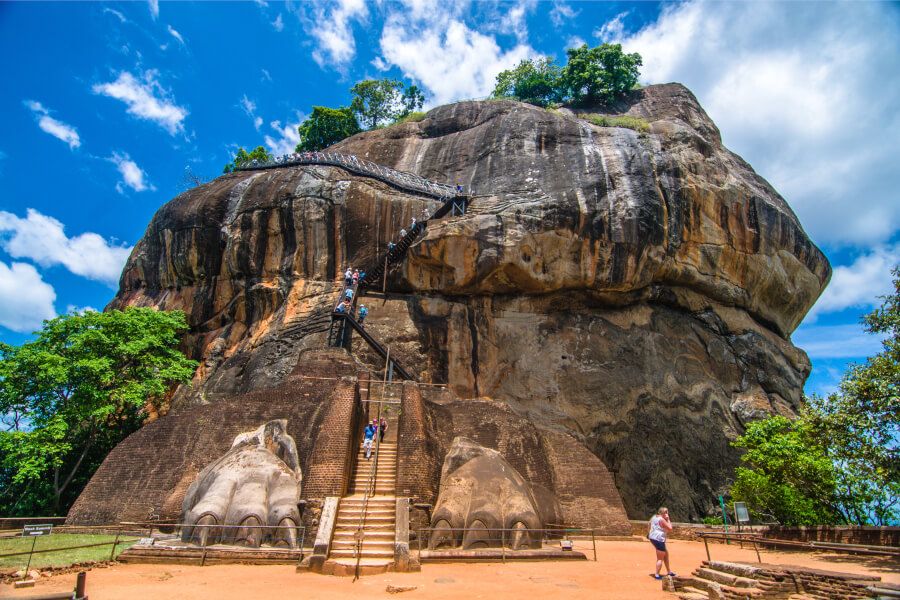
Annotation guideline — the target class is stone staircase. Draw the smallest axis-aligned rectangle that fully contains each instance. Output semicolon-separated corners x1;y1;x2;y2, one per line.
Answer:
666;561;886;600
324;435;398;575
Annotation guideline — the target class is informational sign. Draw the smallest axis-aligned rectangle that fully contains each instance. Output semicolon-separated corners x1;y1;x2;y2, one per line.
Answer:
21;524;53;537
734;502;751;524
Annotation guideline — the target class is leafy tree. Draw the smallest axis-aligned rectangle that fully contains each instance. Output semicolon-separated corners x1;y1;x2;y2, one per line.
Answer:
222;145;273;174
561;43;642;104
295;106;361;152
350;79;424;129
492;57;563;107
731;415;843;525
400;85;425;118
807;267;900;525
0;308;198;515
731;266;900;525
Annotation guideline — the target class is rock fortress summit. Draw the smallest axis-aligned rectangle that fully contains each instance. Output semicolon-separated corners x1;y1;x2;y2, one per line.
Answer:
68;83;830;567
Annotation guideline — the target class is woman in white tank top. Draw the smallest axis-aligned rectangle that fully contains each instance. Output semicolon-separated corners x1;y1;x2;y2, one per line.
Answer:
648;507;675;579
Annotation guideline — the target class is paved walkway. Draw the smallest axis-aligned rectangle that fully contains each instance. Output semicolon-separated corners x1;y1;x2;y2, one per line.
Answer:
3;538;897;599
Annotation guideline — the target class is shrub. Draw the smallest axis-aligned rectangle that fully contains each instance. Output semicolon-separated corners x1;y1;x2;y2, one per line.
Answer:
583;113;650;133
394;111;427;124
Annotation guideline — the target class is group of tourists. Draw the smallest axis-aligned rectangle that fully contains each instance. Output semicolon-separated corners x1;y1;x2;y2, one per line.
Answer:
362;417;388;459
335;267;368;325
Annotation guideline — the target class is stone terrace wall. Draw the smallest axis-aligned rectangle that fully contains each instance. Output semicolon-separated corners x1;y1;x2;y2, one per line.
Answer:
764;525;900;547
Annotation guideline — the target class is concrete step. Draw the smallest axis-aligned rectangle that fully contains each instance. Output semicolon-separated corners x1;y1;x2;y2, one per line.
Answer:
333;530;394;540
329;548;394;559
331;540;394;551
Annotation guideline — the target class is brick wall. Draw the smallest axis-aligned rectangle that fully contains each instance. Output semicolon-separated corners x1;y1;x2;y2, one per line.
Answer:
67;349;363;526
302;377;360;498
541;430;631;534
396;382;443;502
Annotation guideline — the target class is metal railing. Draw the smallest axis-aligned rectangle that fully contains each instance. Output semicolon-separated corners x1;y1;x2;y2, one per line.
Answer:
416;526;598;561
235;151;456;200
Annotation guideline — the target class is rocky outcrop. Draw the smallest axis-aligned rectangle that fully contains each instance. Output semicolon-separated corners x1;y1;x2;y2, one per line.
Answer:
103;83;830;520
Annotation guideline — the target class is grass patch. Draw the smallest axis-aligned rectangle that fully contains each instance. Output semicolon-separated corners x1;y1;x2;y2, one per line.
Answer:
394;111;427;124
0;534;139;569
583;113;650;133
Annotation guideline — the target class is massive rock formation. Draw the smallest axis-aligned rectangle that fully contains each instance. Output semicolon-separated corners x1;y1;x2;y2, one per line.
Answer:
103;83;829;520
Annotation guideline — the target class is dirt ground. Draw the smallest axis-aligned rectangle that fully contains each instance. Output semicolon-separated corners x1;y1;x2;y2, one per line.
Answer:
2;538;898;599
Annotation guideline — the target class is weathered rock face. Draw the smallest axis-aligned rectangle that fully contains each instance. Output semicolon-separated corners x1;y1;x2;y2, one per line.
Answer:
108;84;829;520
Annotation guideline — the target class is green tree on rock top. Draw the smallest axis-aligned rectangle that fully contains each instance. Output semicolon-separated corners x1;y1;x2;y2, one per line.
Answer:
350;79;425;129
492;57;563;107
0;308;198;515
295;106;361;152
222;145;273;174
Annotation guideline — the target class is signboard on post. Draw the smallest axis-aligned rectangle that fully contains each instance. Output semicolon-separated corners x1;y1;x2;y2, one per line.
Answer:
734;502;750;524
21;524;53;537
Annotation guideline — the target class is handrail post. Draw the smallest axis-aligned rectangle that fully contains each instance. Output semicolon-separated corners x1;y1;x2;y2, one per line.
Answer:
501;529;506;563
703;535;710;562
109;529;121;561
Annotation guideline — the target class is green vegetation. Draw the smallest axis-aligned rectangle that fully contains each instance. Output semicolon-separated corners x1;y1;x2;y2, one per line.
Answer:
222;146;272;173
730;267;900;526
296;106;361;152
562;43;642;104
349;79;424;130
0;308;198;516
493;57;563;108
492;43;642;107
582;114;650;133
393;111;427;125
0;534;139;568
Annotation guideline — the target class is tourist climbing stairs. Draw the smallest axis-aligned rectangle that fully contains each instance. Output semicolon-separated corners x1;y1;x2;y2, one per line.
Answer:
325;416;398;575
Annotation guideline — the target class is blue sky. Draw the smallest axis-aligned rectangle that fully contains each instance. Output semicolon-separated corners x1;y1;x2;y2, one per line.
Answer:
1;1;898;397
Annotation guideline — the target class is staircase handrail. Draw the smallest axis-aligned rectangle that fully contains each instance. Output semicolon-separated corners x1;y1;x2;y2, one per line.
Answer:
354;388;383;579
235;151;456;200
332;313;414;381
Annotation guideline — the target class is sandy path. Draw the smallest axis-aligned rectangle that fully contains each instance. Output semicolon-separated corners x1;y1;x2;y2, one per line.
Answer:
2;538;897;599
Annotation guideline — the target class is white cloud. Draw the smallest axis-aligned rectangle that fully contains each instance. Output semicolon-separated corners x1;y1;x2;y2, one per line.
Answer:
793;323;888;360
109;152;155;193
550;1;578;28
104;7;126;22
807;244;900;319
261;69;273;82
566;36;585;50
378;7;538;105
594;11;628;42
148;0;159;19
618;1;900;246
65;304;98;315
92;70;188;136
497;0;536;43
0;209;133;287
265;118;303;156
302;0;369;68
0;261;56;333
272;13;284;32
240;95;264;131
167;25;185;45
24;100;81;149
